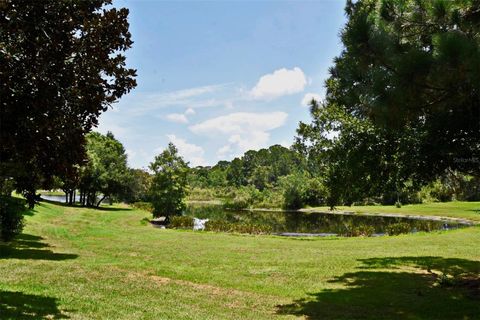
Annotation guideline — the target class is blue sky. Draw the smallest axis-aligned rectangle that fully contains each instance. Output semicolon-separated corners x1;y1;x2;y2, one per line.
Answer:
97;0;347;169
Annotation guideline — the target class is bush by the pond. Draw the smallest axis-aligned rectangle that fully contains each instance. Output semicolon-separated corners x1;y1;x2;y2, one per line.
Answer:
340;223;375;237
222;186;260;210
169;216;194;229
385;222;411;235
187;187;217;201
205;219;272;235
0;196;25;242
131;201;153;213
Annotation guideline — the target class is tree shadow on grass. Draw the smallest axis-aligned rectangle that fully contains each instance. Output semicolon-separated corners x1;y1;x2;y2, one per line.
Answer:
39;199;131;211
0;290;70;319
0;234;78;261
96;206;132;212
276;256;480;319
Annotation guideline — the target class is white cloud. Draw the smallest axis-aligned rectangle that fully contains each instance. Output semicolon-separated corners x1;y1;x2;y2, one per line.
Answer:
185;108;196;115
217;145;233;158
190;111;288;158
301;92;322;106
190;112;287;135
166;113;189;124
279;140;292;148
166;134;207;167
122;84;227;116
251;67;307;100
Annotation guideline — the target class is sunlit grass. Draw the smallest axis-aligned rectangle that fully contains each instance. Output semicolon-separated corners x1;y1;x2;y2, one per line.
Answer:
0;201;478;319
306;201;480;222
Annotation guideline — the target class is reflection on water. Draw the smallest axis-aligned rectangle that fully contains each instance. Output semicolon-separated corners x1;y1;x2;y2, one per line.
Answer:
40;195;102;203
40;195;81;203
185;204;469;235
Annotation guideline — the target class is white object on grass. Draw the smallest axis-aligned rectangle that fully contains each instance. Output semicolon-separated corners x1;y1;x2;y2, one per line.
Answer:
193;218;209;231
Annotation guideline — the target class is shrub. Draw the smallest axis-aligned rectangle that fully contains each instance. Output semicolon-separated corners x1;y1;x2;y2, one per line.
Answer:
0;196;25;242
279;173;307;210
222;186;259;210
131;201;153;213
253;188;284;209
169;216;194;229
340;223;375;237
187;187;216;201
204;219;232;232
303;177;328;207
385;222;411;236
205;219;272;235
232;222;272;235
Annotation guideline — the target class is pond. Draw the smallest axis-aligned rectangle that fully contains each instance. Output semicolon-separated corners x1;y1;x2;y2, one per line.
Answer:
40;194;103;204
185;204;470;236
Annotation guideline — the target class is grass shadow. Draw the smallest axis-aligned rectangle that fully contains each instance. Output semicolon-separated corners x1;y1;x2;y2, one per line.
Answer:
38;199;81;208
0;290;70;319
0;234;78;261
466;209;480;213
39;199;132;212
96;206;132;212
276;256;480;319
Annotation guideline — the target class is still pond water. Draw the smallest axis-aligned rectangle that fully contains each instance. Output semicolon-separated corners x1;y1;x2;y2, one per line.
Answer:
184;204;469;236
41;195;470;236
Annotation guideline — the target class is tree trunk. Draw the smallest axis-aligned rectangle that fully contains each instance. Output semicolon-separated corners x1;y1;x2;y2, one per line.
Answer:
26;190;36;209
96;195;106;207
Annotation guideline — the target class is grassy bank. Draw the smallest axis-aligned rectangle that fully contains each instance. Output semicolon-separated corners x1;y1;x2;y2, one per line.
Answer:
305;201;480;222
1;201;479;319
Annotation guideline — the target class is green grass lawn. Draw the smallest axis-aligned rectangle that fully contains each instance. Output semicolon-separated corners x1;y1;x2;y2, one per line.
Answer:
305;201;480;223
1;201;479;319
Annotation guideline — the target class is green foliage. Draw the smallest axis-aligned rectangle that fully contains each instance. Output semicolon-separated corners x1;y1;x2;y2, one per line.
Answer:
428;180;454;202
1;0;136;209
169;216;194;229
188;145;305;192
252;189;285;209
0;196;25;241
279;173;307;210
78;132;130;206
345;0;480;176
121;169;151;203
385;222;411;236
419;172;480;203
149;143;189;217
204;220;272;235
295;0;480;208
222;186;259;210
131;202;153;213
339;223;375;237
187;187;218;201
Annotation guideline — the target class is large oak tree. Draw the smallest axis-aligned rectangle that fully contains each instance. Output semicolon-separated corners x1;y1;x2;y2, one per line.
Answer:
0;0;136;206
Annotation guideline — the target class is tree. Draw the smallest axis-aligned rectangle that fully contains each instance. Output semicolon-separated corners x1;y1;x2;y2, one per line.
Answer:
296;0;480;207
149;143;189;217
0;0;136;208
296;100;422;208
326;0;479;179
78;132;130;207
121;168;151;203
